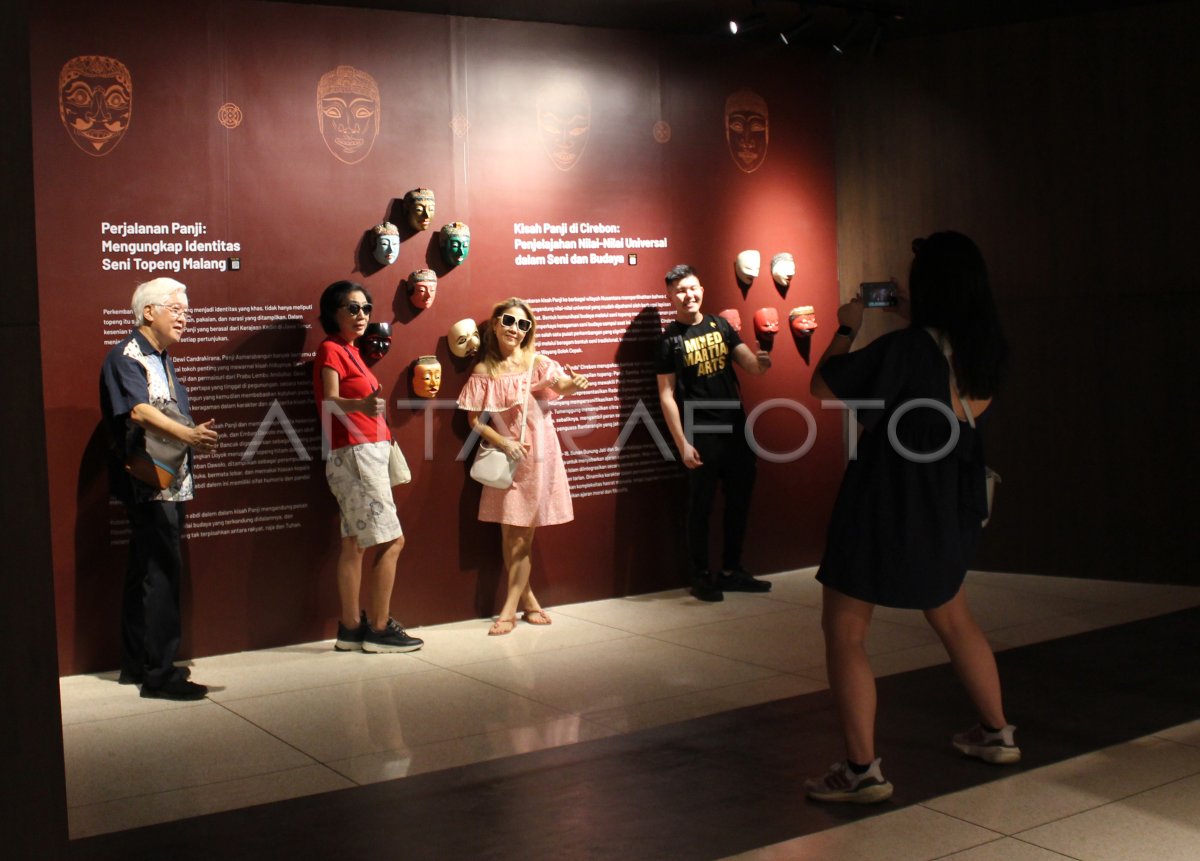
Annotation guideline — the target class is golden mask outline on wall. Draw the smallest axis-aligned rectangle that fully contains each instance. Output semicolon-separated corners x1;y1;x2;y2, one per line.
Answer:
316;65;380;164
535;77;590;171
217;103;243;129
58;55;132;157
725;89;769;173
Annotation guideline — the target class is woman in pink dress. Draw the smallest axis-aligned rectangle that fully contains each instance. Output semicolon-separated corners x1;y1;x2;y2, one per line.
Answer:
457;299;589;635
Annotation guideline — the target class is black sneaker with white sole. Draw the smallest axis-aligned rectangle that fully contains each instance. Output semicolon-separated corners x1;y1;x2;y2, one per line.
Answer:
362;618;424;653
335;611;367;651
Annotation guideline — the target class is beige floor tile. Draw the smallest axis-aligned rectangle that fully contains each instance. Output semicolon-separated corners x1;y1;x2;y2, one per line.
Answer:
63;702;316;807
1019;773;1200;861
959;581;1104;632
403;612;633;669
867;642;953;677
193;642;434;702
755;566;824;608
59;672;210;725
583;673;827;734
552;588;785;634
68;764;352;839
453;636;778;716
1155;720;1200;748
966;572;1200;608
723;804;1000;861
648;606;826;672
327;715;618;784
924;735;1200;834
217;665;574;763
652;606;939;676
985;613;1113;649
936;836;1081;860
1063;600;1200;629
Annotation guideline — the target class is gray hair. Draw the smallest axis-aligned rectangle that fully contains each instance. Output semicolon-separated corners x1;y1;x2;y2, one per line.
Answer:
131;278;187;325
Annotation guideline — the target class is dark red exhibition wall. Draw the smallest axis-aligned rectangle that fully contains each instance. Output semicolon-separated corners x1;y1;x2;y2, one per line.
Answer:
832;1;1200;585
31;0;843;675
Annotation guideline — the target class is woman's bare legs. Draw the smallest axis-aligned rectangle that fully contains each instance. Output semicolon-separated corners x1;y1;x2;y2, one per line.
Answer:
924;588;1007;728
338;534;404;630
495;524;539;629
365;536;403;630
337;536;366;629
822;586;879;764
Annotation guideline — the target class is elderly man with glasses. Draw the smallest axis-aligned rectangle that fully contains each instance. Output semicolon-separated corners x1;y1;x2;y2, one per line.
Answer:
100;277;218;700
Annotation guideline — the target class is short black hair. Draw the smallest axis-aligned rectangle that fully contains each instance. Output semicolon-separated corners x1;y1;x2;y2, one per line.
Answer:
664;264;696;287
318;280;371;335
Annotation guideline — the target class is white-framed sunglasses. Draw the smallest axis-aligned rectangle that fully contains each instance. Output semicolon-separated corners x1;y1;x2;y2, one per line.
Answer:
499;313;532;332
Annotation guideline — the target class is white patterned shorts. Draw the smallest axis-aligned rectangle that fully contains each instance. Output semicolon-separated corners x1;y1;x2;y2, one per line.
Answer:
325;441;402;548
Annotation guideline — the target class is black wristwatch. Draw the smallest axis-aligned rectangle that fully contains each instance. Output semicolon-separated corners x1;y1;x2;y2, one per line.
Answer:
835;325;855;338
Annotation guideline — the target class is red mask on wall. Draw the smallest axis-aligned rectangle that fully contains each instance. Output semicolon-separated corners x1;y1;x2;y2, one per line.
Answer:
789;305;817;336
718;308;742;333
753;307;779;351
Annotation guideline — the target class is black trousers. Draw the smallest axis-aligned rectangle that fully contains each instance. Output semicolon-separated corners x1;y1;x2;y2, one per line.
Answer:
121;501;185;688
685;424;757;579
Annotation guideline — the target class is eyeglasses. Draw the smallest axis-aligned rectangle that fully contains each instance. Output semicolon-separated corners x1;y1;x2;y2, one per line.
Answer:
343;302;373;317
153;304;190;320
499;313;532;332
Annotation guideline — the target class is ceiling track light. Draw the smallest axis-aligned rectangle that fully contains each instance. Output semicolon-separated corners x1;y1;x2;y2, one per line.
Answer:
729;11;769;37
779;11;815;47
831;12;866;56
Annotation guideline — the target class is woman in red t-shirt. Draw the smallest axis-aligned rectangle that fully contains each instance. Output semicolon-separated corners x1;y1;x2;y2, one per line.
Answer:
313;281;422;654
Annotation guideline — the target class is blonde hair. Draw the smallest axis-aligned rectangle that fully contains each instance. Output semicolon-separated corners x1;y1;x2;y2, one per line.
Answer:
478;298;537;377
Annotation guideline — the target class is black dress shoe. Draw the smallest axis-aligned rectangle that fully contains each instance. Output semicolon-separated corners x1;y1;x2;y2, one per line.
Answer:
718;568;772;593
119;666;190;685
690;573;724;602
140;677;208;701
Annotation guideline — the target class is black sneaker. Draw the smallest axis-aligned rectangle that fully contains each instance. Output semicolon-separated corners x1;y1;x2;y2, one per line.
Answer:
335;612;367;652
140;676;208;701
690;573;724;603
362;618;424;653
718;568;772;593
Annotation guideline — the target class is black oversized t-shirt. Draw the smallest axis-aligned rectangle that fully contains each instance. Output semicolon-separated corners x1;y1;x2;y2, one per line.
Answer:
655;314;744;425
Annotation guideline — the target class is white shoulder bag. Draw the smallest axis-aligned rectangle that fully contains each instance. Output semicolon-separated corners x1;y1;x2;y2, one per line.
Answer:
469;355;537;490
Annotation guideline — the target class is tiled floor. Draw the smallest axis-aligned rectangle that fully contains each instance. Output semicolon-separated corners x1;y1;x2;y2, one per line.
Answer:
60;568;1200;859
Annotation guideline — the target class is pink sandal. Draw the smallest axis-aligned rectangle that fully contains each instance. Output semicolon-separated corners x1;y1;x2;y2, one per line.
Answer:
488;617;517;636
522;609;552;625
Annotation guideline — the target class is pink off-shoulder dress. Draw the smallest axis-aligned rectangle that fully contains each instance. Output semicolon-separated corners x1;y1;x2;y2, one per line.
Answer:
457;355;575;527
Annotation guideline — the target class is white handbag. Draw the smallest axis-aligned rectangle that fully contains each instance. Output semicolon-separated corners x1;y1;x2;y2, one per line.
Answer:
388;440;411;486
469;356;537;490
469;440;517;489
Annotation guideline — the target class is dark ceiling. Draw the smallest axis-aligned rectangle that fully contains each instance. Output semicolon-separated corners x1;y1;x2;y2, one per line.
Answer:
280;0;1177;54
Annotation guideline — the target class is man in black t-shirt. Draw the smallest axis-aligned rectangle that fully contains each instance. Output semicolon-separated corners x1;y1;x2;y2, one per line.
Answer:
655;264;773;601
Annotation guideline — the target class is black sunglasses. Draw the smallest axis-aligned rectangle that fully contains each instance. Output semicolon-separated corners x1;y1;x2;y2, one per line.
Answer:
499;313;532;332
343;302;373;316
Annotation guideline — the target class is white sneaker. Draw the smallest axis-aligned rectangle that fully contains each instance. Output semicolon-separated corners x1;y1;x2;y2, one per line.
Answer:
805;758;894;803
953;724;1021;764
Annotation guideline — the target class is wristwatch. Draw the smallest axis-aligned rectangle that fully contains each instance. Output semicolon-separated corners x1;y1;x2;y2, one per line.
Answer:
835;325;855;338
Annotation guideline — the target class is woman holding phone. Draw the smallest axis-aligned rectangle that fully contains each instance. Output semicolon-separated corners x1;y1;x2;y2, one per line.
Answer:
805;232;1014;803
